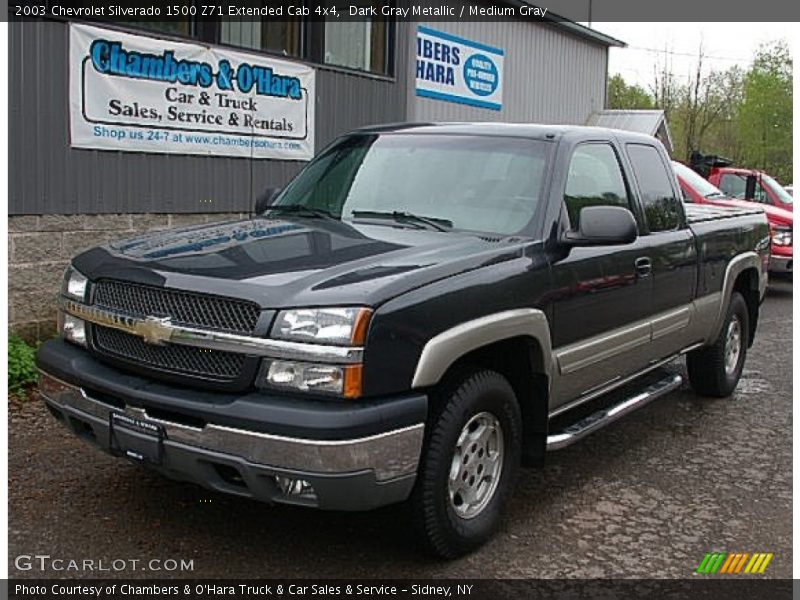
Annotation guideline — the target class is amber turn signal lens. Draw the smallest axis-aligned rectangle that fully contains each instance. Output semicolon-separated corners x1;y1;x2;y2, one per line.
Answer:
350;308;373;345
343;364;363;399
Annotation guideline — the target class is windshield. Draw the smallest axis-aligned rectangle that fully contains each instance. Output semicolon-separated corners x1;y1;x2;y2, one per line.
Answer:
672;161;726;199
274;133;552;236
761;173;793;205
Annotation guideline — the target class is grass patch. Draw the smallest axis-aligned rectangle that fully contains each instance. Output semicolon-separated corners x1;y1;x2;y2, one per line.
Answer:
9;334;39;398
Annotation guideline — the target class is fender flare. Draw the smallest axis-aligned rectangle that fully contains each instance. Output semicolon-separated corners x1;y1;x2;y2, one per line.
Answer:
410;309;553;389
707;251;764;344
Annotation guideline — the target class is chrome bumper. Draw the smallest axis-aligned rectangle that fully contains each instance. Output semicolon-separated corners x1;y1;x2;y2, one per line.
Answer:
769;254;793;273
38;370;423;483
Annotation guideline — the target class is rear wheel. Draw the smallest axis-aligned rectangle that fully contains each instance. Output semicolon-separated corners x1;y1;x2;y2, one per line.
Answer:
410;369;522;558
687;291;749;397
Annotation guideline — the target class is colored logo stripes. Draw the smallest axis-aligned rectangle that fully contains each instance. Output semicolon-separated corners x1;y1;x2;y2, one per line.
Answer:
696;552;773;574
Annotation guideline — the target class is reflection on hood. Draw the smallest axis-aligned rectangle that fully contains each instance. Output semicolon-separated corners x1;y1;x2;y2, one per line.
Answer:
112;219;307;260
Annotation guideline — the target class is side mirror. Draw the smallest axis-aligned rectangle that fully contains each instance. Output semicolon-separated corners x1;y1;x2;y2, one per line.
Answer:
563;206;638;246
254;186;282;214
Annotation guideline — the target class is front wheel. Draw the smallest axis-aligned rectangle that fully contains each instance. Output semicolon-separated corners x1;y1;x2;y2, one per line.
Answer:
687;291;750;397
410;369;522;558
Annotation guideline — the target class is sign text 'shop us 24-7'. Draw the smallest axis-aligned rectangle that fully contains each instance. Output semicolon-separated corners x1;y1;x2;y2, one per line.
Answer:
415;26;504;111
69;23;315;160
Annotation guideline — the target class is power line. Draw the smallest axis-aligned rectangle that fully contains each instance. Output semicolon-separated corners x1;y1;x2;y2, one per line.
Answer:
623;45;752;63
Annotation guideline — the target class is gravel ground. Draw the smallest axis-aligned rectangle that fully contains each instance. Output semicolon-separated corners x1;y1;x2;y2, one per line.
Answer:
8;280;792;579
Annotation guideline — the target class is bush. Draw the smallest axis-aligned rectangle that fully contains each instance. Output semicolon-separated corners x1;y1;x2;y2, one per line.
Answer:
9;334;39;396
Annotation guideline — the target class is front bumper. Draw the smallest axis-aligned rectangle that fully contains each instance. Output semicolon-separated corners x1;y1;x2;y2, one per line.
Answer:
36;340;426;511
769;253;793;274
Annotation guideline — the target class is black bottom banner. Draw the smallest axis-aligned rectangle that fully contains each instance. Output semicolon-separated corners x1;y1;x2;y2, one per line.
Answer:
3;579;795;600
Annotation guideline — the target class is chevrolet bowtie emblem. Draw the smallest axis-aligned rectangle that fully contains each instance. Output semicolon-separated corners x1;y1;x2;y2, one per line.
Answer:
134;316;173;345
60;300;176;346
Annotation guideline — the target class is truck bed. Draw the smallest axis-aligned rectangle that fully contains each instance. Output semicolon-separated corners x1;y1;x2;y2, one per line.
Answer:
684;202;765;224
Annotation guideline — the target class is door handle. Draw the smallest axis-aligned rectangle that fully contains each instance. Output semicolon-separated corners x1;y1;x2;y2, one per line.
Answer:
635;257;652;277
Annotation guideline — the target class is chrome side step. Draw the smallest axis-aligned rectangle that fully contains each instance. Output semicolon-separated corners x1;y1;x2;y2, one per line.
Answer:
546;373;683;451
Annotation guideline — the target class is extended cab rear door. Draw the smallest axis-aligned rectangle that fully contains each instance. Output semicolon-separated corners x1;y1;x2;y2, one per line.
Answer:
624;143;698;353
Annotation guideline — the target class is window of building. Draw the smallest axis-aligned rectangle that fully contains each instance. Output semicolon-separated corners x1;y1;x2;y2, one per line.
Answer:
323;2;390;74
563;144;631;228
627;144;682;232
116;9;393;77
117;21;194;39
220;21;301;57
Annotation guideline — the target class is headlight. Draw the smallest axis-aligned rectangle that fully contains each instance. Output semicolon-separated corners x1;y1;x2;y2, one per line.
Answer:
259;360;363;398
57;312;87;347
271;307;372;345
61;265;89;302
771;227;792;246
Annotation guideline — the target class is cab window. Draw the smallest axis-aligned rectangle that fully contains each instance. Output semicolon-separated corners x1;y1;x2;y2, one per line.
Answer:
719;174;747;199
563;144;632;228
627;144;682;232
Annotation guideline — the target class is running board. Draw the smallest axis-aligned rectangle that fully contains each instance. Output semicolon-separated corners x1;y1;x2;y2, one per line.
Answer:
546;373;683;451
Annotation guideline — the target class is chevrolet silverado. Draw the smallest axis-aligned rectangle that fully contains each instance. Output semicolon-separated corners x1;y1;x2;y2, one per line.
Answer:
37;123;770;557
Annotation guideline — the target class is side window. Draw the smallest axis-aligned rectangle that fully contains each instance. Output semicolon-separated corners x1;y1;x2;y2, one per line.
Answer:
719;174;747;199
627;144;682;232
564;144;631;228
754;181;769;203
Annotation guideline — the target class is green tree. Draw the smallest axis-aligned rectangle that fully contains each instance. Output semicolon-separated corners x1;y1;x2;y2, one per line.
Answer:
738;41;793;183
607;74;655;109
678;44;745;162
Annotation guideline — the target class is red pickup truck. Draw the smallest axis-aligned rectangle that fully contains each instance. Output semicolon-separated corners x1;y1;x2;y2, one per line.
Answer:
674;161;792;276
689;152;793;212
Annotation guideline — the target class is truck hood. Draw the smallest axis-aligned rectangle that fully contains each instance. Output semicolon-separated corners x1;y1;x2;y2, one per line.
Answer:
73;216;527;309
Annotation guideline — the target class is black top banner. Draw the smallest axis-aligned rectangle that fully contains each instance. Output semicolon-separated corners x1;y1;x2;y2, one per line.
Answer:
7;0;800;22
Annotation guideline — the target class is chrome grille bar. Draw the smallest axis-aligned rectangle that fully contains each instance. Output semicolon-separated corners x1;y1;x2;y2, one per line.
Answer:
61;298;364;364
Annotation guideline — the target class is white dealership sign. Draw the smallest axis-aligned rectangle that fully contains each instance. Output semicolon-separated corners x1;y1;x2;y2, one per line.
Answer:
415;26;504;111
69;23;315;160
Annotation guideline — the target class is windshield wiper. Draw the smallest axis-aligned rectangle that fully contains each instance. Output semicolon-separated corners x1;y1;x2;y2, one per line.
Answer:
265;205;338;220
704;192;726;199
350;210;452;232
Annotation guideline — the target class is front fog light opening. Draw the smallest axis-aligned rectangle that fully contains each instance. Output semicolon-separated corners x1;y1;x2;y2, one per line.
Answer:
58;313;87;347
274;475;317;502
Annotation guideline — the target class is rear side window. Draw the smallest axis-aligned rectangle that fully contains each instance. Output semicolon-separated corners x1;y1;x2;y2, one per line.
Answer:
627;144;682;232
719;173;747;199
563;144;631;227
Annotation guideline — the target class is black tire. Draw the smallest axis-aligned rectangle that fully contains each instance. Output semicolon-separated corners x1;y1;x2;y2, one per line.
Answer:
410;369;522;558
687;291;750;397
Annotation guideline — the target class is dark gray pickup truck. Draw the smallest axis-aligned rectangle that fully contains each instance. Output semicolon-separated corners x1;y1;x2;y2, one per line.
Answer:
37;123;769;557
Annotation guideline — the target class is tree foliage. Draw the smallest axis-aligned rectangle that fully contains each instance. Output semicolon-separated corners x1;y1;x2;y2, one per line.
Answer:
607;74;654;110
607;40;793;184
738;41;793;182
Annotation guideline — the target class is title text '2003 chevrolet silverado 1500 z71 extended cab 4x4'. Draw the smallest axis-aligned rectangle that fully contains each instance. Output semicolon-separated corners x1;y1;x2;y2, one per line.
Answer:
38;123;769;557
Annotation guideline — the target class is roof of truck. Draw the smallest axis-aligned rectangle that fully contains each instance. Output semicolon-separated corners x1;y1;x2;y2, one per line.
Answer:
352;122;661;144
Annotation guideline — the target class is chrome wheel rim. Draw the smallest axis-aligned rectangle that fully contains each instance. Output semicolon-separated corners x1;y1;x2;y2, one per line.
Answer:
448;411;504;520
724;316;742;375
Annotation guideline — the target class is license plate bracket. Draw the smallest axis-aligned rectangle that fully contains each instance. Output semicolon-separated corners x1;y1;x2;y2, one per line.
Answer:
109;413;165;466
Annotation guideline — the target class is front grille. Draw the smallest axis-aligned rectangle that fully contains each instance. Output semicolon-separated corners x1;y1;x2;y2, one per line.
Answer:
90;280;261;385
93;280;260;335
94;326;247;381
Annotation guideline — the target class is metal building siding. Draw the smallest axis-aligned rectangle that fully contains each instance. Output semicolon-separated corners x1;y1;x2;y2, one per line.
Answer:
409;21;608;125
9;20;409;215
